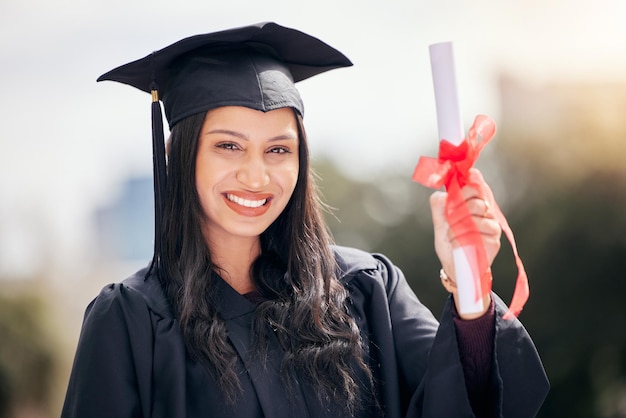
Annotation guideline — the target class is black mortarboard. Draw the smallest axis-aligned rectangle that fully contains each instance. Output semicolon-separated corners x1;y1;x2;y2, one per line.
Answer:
96;22;352;275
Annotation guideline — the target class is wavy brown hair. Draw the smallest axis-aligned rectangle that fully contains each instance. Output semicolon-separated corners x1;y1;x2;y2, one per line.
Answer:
158;109;371;414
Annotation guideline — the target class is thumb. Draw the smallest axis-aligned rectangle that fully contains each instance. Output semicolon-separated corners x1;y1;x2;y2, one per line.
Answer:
430;190;454;274
429;191;448;229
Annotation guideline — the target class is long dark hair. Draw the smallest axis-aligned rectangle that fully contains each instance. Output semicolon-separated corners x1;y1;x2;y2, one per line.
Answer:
159;109;371;413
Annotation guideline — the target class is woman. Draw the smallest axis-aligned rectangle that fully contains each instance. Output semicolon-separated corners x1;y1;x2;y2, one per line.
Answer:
61;22;548;417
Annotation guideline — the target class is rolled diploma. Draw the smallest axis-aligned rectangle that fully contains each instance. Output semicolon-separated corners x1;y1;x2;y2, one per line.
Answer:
429;42;483;314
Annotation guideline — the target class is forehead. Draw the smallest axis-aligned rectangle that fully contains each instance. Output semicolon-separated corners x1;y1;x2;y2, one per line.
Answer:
201;106;299;135
200;106;300;143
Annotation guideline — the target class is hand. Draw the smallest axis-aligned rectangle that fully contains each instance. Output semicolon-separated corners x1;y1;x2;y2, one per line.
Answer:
429;169;501;318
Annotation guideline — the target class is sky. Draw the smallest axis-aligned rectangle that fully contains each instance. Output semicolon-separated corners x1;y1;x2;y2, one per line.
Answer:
1;0;625;278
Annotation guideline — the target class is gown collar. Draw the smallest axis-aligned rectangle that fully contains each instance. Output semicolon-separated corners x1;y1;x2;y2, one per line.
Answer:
212;272;260;320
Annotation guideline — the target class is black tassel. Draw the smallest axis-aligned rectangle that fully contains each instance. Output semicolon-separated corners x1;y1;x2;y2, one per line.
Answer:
147;82;167;279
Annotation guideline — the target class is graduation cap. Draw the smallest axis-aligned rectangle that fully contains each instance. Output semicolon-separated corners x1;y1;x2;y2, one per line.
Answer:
97;22;352;274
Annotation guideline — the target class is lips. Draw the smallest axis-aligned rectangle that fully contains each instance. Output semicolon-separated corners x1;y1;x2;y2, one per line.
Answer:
224;192;272;216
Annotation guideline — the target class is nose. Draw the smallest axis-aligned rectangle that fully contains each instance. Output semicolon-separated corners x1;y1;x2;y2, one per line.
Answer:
236;154;270;190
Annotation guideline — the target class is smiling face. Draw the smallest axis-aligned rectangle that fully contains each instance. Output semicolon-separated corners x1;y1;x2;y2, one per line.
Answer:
195;106;300;248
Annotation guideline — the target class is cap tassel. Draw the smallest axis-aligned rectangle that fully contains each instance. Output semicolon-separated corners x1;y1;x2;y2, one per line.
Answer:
147;83;167;278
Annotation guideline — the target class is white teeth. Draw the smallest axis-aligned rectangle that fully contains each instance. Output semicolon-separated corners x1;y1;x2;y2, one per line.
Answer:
227;194;267;208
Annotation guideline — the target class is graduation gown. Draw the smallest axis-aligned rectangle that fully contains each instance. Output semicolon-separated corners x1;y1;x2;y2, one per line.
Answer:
61;246;548;417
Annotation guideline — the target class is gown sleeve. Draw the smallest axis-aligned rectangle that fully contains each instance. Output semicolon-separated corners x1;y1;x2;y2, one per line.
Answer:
338;247;548;418
378;254;549;418
60;282;154;418
451;300;497;417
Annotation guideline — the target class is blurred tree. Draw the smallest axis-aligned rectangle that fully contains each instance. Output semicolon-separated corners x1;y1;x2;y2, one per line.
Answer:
0;289;57;418
0;368;9;418
495;76;626;417
490;172;626;418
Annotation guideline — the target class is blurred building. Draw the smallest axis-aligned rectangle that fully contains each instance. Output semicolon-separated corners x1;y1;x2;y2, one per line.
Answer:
94;175;154;263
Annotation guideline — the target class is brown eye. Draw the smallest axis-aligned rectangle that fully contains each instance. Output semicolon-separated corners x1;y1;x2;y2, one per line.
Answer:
268;146;290;154
216;142;239;151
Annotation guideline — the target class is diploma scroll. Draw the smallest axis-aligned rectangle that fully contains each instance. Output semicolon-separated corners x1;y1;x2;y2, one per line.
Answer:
429;42;484;315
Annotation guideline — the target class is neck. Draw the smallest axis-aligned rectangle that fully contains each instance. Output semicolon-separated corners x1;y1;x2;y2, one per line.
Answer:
208;235;261;295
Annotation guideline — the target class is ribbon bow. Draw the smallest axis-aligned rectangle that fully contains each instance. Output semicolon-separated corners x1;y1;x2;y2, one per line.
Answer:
412;115;528;319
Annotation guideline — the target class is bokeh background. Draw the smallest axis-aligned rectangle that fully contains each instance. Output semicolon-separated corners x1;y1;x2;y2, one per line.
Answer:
1;0;625;416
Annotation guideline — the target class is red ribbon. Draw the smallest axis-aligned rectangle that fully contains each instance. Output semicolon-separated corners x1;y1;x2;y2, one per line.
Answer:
412;115;528;319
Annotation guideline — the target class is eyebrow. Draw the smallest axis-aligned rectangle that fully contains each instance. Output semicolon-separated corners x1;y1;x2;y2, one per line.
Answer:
205;129;297;142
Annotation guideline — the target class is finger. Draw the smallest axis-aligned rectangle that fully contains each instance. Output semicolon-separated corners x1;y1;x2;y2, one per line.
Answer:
446;185;483;208
447;188;493;221
462;197;493;218
446;199;493;229
448;205;499;232
447;217;501;241
448;231;502;253
446;218;502;263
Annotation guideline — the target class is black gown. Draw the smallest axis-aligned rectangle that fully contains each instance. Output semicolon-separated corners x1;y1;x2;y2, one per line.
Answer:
61;246;548;417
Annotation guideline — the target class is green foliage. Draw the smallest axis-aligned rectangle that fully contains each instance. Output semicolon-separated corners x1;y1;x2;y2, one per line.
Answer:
501;171;626;418
0;291;56;418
